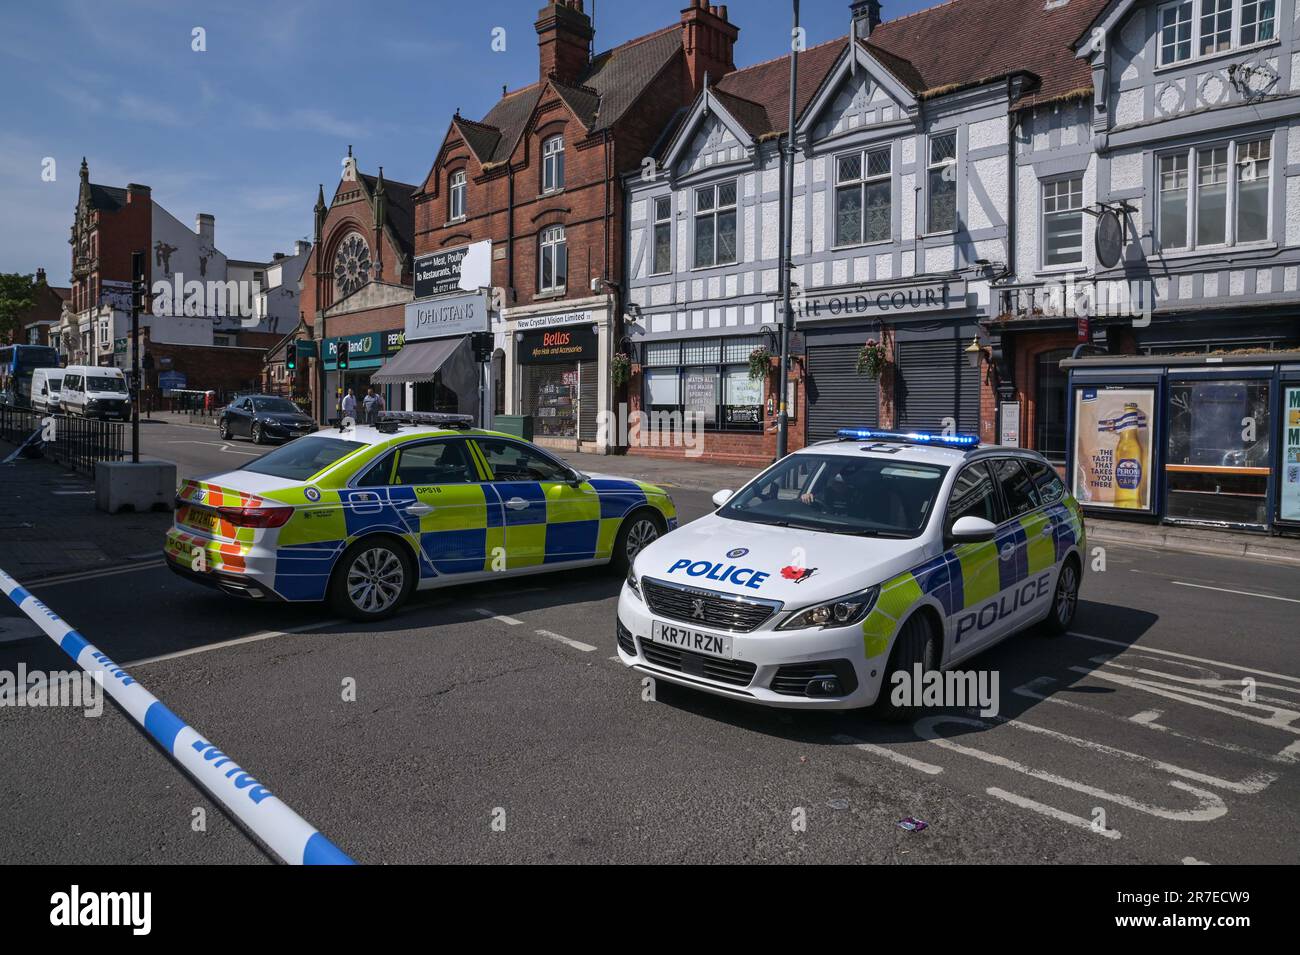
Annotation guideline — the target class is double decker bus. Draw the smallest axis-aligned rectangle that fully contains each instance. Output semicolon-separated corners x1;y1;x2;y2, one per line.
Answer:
0;344;61;409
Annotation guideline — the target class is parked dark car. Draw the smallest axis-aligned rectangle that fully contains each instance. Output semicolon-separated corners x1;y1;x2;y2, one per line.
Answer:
218;394;317;444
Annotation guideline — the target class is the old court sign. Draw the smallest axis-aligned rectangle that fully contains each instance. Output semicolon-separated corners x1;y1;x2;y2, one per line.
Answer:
784;280;967;322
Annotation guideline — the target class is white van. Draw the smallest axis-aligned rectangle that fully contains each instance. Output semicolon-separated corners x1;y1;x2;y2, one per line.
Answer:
30;367;65;414
60;365;131;421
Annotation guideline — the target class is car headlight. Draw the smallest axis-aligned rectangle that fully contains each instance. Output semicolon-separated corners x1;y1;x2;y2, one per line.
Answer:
626;560;642;599
778;585;879;630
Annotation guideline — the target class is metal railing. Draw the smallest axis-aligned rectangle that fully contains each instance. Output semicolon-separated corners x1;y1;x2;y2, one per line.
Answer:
0;408;125;477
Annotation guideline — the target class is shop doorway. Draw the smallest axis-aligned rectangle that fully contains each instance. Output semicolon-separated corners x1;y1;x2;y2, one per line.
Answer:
413;375;461;414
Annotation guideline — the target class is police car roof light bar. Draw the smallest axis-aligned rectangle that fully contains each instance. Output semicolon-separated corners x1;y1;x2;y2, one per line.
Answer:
835;427;980;449
375;410;474;430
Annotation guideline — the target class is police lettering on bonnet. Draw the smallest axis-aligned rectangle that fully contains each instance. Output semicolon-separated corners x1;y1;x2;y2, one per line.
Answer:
618;428;1086;716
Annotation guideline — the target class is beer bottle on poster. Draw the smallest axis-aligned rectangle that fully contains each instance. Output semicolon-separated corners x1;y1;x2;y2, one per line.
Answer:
1112;402;1147;509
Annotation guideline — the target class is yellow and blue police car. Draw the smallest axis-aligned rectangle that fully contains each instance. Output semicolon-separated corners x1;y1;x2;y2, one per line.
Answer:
165;412;678;619
618;428;1085;718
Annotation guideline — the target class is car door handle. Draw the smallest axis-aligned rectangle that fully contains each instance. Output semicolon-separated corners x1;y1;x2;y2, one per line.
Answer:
999;543;1017;560
405;503;434;516
505;497;529;511
1039;523;1055;536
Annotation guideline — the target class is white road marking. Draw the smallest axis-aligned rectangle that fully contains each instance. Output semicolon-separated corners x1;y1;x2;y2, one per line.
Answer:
986;787;1121;840
1014;676;1295;765
995;710;1277;795
1093;657;1300;708
1171;580;1300;604
1130;709;1164;726
534;629;596;652
51;490;94;496
474;608;522;626
1183;856;1210;865
914;715;1228;822
833;734;945;775
1067;631;1300;686
125;618;347;667
29;560;167;587
1071;665;1300;733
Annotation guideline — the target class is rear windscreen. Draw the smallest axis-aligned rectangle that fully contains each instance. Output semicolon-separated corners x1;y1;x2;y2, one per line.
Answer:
240;436;365;481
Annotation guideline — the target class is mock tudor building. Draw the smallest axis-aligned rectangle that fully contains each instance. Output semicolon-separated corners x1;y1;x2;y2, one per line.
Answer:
624;0;1112;466
1005;0;1300;532
299;151;419;422
408;0;740;452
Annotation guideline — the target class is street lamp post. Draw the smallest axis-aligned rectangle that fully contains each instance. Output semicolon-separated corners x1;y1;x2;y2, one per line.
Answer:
776;0;800;461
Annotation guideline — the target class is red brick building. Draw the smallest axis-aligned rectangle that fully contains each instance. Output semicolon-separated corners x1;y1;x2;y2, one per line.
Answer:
405;0;739;452
11;269;70;348
299;152;418;422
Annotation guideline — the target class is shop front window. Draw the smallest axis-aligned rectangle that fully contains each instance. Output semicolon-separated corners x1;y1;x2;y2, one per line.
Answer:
641;336;762;434
1035;349;1072;462
523;364;578;438
1166;379;1271;525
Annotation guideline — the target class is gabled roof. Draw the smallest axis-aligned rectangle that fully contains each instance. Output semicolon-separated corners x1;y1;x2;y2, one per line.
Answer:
87;184;128;212
453;23;684;169
704;0;1108;138
712;38;849;139
865;0;1109;107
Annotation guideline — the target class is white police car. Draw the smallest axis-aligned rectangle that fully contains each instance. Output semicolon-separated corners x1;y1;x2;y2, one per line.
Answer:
617;429;1085;716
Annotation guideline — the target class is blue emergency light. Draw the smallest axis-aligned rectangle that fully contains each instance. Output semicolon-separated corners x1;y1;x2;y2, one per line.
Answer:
835;427;980;449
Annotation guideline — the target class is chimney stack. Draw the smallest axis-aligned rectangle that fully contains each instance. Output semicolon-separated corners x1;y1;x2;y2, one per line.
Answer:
850;0;883;41
535;0;593;84
295;239;311;257
680;0;739;95
36;268;47;285
126;182;151;204
196;213;215;248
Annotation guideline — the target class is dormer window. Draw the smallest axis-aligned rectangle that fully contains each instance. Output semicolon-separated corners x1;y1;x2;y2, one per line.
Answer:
542;136;565;193
449;170;467;221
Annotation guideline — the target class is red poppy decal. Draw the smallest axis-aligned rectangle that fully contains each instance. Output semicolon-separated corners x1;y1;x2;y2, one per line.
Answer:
781;565;817;584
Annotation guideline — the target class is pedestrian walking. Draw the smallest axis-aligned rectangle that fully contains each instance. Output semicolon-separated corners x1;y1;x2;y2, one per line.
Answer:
341;388;356;422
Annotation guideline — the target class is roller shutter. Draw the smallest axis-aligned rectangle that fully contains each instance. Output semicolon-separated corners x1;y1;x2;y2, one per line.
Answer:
895;339;979;433
806;343;880;442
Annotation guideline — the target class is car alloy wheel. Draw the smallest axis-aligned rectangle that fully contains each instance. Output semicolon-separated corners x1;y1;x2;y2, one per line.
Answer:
625;517;659;562
1054;562;1078;627
345;546;406;615
219;419;231;440
252;422;264;444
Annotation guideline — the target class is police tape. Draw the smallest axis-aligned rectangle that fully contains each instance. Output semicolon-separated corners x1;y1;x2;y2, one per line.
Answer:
0;565;355;865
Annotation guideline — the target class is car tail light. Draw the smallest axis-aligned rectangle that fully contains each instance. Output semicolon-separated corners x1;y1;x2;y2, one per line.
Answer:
216;504;294;528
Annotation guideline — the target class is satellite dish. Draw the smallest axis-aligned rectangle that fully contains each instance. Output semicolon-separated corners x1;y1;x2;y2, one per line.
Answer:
1095;209;1124;269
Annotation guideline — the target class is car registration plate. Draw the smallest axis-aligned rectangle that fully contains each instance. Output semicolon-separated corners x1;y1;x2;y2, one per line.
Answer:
650;620;732;659
183;507;218;532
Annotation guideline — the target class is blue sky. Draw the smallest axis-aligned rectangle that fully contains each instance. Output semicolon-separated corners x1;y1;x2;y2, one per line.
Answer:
0;0;932;282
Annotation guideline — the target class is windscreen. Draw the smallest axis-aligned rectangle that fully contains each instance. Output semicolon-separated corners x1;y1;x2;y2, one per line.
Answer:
718;453;948;538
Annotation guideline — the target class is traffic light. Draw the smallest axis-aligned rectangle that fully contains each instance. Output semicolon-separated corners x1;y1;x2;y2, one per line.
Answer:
337;340;350;370
286;341;297;372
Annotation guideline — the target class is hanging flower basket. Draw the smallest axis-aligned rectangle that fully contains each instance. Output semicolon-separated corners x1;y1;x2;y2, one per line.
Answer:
856;339;887;379
611;352;632;387
748;346;772;381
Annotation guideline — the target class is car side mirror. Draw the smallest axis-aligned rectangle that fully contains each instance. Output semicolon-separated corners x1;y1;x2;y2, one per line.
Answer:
948;515;997;543
712;489;733;508
567;468;586;488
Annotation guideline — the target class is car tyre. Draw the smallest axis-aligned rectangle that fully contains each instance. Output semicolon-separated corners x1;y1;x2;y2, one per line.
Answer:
871;611;938;722
252;421;265;445
611;510;663;575
218;418;232;440
328;537;414;621
1039;557;1080;637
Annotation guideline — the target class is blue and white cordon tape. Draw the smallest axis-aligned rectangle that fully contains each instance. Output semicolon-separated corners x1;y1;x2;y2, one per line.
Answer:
0;566;354;865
